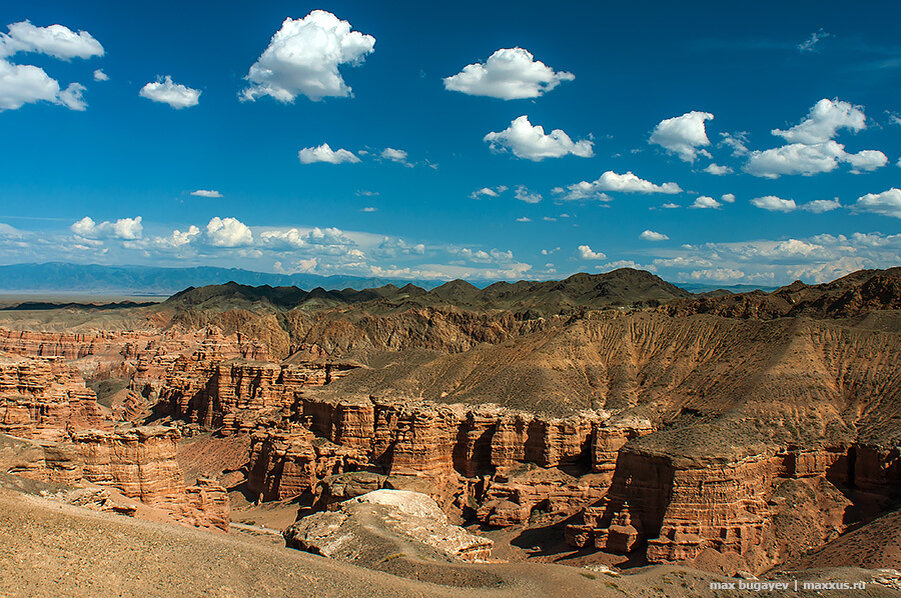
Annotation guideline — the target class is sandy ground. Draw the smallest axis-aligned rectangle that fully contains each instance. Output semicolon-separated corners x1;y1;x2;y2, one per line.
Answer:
1;487;898;598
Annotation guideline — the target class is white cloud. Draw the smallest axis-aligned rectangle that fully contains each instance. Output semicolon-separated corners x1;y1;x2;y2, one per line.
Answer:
650;232;901;284
689;268;745;281
772;99;865;144
373;237;425;258
206;217;253;247
152;225;200;248
661;202;681;209
93;69;108;82
649;111;714;162
653;256;713;268
260;226;359;254
298;143;360;164
745;141;846;178
719;132;749;156
469;185;508;199
0;21;102;113
515;216;531;222
190;189;223;198
640;230;669;241
0;61;87;112
594;171;681;194
845;149;888;173
0;21;103;60
746;99;886;178
57;81;86;111
552;181;612;202
703;163;732;175
0;222;22;237
260;228;309;250
802;199;841;213
749;195;841;214
139;76;200;109
691;196;721;209
241;10;375;102
576;245;606;260
557;171;682;201
720;193;736;203
852;188;901;218
361;207;377;212
798;29;832;53
443;47;574;100
751;195;797;212
767;239;825;257
381;147;408;163
71;216;143;240
450;247;516;264
0;60;60;110
484;115;593;161
514;185;542;204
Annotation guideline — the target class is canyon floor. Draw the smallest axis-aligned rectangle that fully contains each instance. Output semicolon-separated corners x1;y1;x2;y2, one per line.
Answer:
1;268;900;596
1;487;896;598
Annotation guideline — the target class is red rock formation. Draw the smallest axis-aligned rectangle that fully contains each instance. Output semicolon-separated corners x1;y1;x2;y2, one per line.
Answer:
143;330;356;434
243;393;659;527
476;466;608;526
74;427;187;503
72;426;229;531
563;444;878;573
0;328;150;360
0;353;109;440
247;426;366;501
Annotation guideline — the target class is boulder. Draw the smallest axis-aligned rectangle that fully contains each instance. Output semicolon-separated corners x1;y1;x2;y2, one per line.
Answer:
284;489;492;567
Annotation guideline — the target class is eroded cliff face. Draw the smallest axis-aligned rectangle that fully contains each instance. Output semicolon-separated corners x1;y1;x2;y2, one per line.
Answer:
156;354;357;435
72;426;230;531
0;329;148;360
244;395;652;526
3;287;901;573
563;443;900;574
0;353;108;440
0;351;230;532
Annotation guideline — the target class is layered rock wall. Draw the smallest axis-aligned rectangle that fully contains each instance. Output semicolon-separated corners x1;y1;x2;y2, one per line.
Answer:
564;444;897;571
0;353;109;440
72;426;229;531
247;395;652;523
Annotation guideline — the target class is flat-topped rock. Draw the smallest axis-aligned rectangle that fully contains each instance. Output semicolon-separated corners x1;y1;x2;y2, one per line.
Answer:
283;489;492;567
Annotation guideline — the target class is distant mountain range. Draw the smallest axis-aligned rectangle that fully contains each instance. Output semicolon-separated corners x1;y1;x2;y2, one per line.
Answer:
164;268;693;315
0;263;440;295
0;262;783;296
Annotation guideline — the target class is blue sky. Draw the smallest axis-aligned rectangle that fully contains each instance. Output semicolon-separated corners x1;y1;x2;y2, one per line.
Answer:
0;1;899;284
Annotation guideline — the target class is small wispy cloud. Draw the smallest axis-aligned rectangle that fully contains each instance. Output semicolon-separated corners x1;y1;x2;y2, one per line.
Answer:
798;28;832;53
190;189;222;198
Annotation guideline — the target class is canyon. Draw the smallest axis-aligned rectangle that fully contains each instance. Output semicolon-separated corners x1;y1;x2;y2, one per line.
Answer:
0;268;899;582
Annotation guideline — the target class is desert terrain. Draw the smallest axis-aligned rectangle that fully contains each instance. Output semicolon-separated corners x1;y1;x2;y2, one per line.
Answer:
1;268;899;596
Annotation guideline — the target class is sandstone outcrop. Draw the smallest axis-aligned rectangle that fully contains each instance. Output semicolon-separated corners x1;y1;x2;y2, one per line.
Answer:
0;353;109;440
244;394;654;527
283;489;492;567
564;442;900;574
1;425;230;532
72;426;230;531
247;425;367;502
475;466;608;527
0;328;149;361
